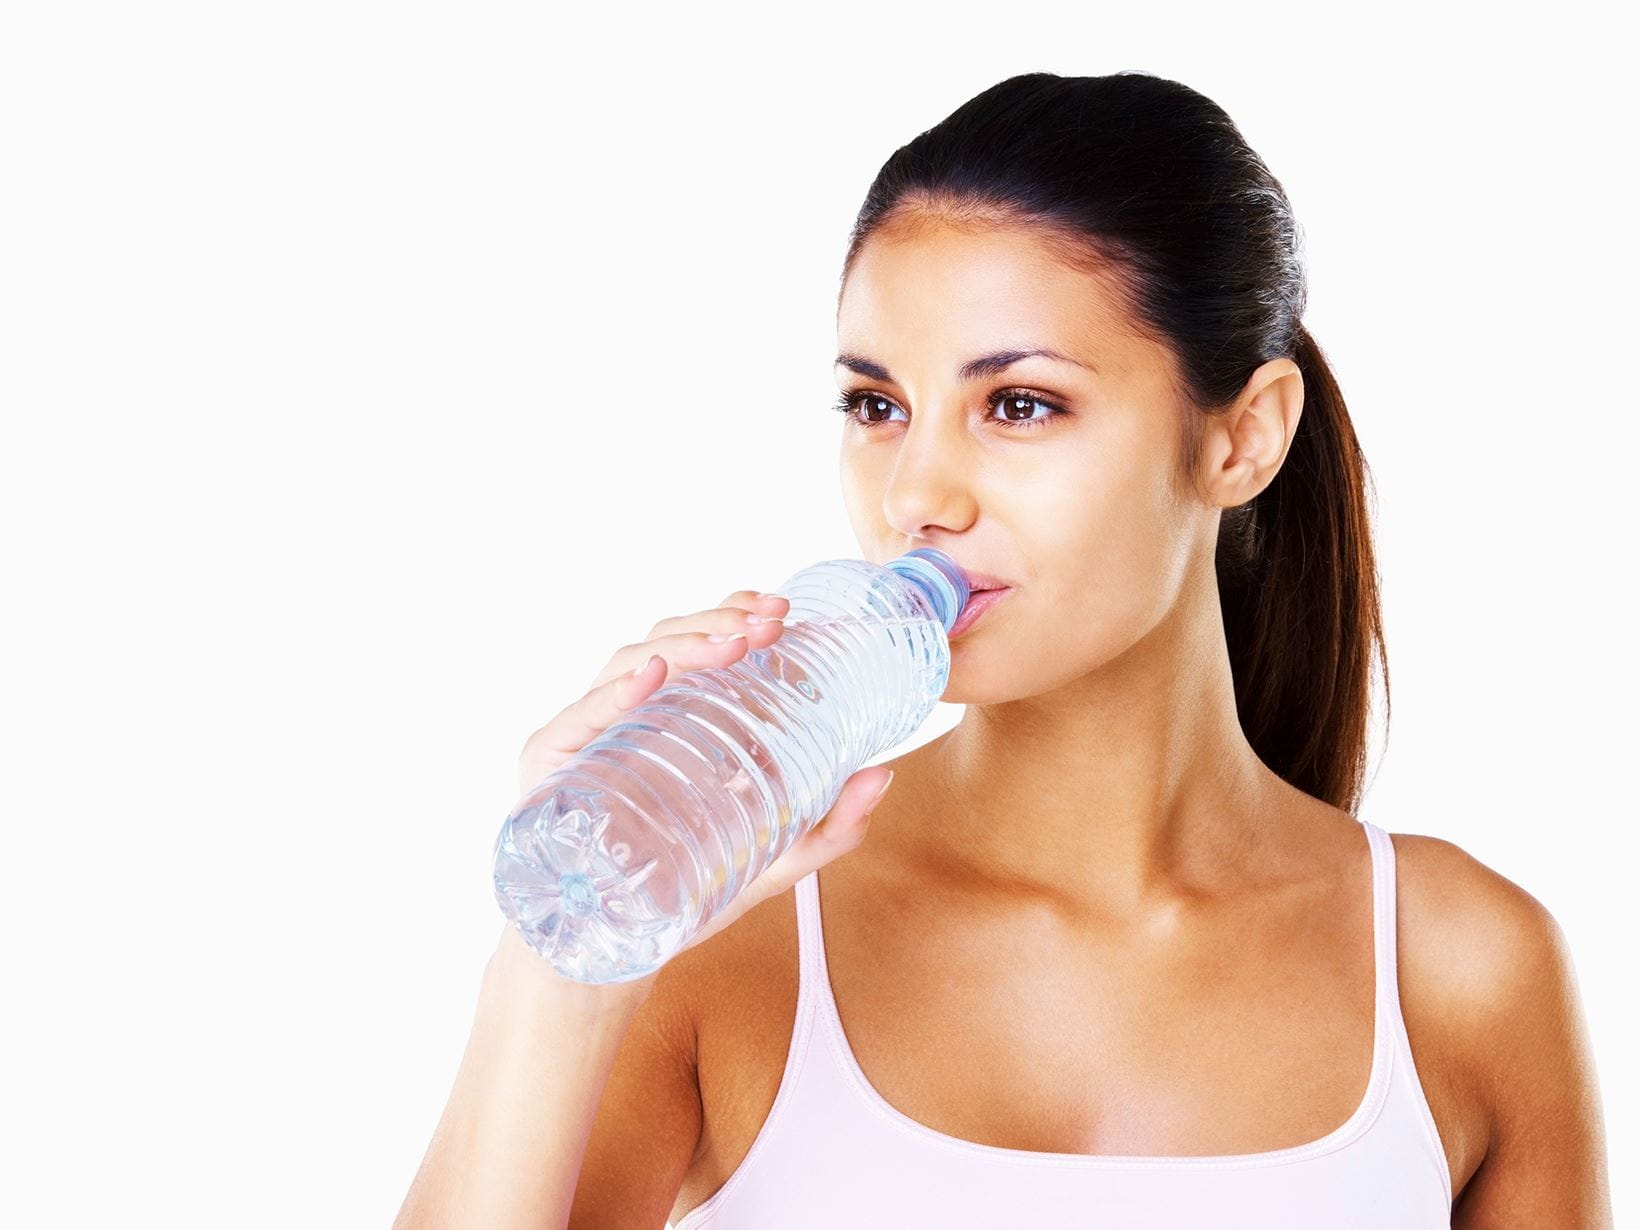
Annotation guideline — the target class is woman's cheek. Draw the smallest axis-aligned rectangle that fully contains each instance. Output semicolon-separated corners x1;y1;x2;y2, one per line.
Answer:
1037;460;1186;656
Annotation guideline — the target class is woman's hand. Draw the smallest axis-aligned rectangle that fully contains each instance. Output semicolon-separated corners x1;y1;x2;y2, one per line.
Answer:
499;586;895;993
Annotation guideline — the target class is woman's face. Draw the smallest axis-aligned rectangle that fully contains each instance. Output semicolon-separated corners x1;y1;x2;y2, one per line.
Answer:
834;217;1217;705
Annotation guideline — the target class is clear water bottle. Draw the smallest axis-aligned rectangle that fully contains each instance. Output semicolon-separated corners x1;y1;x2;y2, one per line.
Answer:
491;546;970;984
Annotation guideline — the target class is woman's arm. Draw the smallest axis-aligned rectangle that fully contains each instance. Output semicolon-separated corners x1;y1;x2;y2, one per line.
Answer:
390;926;657;1230
1445;857;1612;1228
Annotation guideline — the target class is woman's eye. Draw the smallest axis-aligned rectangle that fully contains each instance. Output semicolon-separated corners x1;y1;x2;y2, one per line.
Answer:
832;392;907;425
991;394;1057;425
832;389;1066;430
858;394;906;425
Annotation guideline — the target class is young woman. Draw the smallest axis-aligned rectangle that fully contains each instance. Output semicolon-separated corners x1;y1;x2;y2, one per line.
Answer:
394;71;1611;1229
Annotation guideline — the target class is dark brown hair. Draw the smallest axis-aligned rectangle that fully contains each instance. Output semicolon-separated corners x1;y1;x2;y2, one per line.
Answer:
840;71;1388;813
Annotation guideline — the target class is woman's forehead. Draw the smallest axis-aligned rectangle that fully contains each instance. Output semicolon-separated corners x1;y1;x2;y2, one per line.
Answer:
837;227;1135;374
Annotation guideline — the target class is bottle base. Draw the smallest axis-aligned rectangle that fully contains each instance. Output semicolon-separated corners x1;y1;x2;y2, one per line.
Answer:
493;787;689;984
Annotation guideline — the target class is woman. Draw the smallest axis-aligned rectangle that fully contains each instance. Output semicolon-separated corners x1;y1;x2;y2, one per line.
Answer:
393;71;1611;1229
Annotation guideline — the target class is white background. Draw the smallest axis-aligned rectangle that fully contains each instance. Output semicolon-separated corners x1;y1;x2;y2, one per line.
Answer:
3;3;1633;1226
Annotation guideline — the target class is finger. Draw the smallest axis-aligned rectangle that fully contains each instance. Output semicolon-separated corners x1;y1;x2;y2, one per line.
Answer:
775;765;894;870
588;615;784;691
528;617;794;796
541;616;785;771
642;593;789;645
718;588;791;612
521;652;671;781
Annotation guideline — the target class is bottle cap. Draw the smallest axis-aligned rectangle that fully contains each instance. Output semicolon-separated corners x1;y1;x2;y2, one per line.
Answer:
885;547;970;633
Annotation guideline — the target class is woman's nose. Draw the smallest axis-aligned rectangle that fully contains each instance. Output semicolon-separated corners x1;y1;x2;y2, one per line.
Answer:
880;418;979;539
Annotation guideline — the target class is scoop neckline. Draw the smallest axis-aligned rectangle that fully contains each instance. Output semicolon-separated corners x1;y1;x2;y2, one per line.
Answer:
805;819;1394;1169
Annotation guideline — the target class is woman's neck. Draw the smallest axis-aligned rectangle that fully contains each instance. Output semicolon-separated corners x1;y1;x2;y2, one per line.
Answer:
884;580;1294;923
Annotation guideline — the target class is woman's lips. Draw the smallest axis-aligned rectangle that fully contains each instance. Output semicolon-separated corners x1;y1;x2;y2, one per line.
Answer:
949;586;1012;638
958;567;1012;591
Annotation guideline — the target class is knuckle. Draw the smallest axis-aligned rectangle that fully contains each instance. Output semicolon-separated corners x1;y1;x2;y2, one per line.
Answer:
518;726;544;761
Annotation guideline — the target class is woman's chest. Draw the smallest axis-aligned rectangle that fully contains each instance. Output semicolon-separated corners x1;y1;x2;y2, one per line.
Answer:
676;872;1479;1224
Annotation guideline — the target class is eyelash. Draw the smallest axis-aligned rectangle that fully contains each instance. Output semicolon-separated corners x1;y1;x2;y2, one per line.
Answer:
831;387;1069;431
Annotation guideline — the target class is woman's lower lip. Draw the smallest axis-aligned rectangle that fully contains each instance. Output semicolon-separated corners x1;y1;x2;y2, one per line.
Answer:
949;587;1012;638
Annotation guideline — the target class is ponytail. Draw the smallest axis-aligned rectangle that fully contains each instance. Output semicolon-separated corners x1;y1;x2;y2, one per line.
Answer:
1216;324;1389;811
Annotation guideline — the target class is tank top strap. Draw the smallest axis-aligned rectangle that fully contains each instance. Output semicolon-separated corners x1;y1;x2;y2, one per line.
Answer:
1359;818;1398;1033
793;870;824;1015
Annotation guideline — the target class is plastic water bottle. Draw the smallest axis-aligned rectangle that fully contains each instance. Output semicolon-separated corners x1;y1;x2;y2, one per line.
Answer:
490;546;970;984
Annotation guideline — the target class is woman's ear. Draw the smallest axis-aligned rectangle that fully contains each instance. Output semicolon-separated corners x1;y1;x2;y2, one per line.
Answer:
1199;357;1304;509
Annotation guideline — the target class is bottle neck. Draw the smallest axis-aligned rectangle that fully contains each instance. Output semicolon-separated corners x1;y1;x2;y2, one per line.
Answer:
885;548;969;633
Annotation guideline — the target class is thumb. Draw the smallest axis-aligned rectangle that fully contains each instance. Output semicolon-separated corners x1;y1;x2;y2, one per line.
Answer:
672;767;896;956
826;765;896;840
770;765;895;878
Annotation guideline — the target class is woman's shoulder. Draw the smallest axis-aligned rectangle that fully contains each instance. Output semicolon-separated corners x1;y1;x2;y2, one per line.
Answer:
1383;828;1597;1190
1385;828;1572;1006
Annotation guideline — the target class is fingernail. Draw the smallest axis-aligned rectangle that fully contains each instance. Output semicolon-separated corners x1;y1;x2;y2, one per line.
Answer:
746;613;778;624
707;632;747;644
630;657;650;677
866;770;895;811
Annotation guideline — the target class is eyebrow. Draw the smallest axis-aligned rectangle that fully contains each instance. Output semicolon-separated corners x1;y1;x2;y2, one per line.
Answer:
833;347;1095;383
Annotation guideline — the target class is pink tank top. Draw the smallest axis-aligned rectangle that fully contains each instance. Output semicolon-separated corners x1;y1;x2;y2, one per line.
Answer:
674;818;1453;1228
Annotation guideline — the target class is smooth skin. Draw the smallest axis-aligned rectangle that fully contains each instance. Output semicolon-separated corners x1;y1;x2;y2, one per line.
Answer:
823;207;1612;1224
